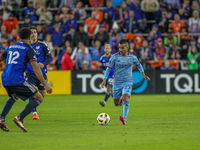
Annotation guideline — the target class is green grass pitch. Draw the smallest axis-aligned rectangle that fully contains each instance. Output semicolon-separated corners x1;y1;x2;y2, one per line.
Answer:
0;94;199;150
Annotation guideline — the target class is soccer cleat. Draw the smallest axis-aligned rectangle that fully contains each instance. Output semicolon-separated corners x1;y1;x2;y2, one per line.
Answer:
32;114;40;120
99;101;105;107
119;99;123;106
13;116;27;132
118;116;127;125
0;120;9;132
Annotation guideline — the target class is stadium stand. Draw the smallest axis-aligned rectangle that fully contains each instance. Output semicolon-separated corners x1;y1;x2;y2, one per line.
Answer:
0;0;200;71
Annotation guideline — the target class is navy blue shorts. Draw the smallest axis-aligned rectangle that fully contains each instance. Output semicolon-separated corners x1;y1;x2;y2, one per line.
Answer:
4;81;38;101
25;73;47;90
106;78;114;86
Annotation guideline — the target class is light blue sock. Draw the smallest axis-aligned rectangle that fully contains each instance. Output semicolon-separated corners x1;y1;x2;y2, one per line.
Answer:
123;100;130;118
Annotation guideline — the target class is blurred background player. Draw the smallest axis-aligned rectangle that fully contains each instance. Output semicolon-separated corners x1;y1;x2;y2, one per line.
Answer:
101;39;150;125
25;26;53;120
0;27;52;132
99;44;114;107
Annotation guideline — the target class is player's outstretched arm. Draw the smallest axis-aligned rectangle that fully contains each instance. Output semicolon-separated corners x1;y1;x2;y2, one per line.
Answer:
136;62;150;81
101;67;112;88
141;72;150;81
31;61;53;94
101;79;107;88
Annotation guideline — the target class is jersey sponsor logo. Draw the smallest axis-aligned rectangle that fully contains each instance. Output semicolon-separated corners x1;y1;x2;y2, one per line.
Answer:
36;46;40;49
116;63;132;68
132;71;148;93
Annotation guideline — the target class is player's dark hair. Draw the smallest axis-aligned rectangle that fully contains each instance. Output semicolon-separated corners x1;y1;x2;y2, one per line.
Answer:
29;26;37;32
119;39;129;46
19;27;31;40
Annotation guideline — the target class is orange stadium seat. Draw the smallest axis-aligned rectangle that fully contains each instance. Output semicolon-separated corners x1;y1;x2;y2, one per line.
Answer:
91;61;100;70
170;60;180;70
149;60;163;68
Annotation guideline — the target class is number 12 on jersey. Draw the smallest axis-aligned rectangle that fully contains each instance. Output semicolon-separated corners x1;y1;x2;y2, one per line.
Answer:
8;51;20;64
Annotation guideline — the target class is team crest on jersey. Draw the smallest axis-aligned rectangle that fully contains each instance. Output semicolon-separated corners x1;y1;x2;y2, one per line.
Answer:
127;59;131;63
36;46;40;49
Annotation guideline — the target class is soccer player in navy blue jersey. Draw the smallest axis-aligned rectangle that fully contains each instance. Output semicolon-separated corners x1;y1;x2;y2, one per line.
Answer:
101;39;150;125
25;26;53;120
99;44;114;107
0;28;52;132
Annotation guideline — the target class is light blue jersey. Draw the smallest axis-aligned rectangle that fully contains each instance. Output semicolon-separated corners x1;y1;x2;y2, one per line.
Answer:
106;52;144;87
103;51;144;119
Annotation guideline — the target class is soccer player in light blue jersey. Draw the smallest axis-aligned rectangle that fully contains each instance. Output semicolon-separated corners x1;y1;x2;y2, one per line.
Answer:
101;39;150;125
99;44;114;107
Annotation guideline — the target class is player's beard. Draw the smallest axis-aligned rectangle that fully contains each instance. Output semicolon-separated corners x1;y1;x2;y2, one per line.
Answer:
105;52;110;56
32;37;37;43
120;51;125;56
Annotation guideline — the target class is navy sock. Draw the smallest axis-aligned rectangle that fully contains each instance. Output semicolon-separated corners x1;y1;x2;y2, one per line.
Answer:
19;99;41;120
0;97;16;120
104;94;110;102
29;99;37;113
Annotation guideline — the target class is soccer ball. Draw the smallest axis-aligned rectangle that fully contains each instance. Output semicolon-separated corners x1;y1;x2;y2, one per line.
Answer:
97;113;110;125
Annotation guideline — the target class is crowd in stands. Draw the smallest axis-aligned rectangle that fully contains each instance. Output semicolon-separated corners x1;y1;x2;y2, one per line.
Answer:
0;0;200;71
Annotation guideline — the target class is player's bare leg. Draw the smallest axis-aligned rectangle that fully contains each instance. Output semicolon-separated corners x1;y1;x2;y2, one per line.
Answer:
13;92;44;132
114;97;121;106
99;85;113;107
39;90;46;98
119;96;123;106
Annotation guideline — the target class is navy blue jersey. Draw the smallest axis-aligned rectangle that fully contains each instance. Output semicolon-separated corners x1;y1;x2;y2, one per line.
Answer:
26;41;51;74
99;54;114;79
1;41;37;86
